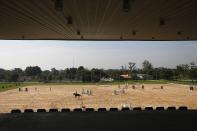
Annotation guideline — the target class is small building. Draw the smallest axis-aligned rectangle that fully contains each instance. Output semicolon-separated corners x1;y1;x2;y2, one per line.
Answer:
120;74;132;80
191;65;197;69
137;74;153;80
100;77;114;82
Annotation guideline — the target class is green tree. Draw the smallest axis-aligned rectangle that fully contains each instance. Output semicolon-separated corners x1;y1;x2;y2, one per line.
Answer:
76;66;85;81
128;62;136;78
25;66;42;76
142;60;153;75
176;64;189;79
189;68;197;84
8;71;19;82
41;70;50;82
0;69;6;81
82;70;91;82
47;74;53;81
159;68;174;80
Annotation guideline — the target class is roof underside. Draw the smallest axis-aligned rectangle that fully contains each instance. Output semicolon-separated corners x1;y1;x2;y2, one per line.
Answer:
0;0;197;40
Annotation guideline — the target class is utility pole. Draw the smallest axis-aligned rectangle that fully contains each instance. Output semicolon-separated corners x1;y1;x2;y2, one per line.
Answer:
155;68;158;80
91;70;93;82
100;71;101;81
156;70;158;80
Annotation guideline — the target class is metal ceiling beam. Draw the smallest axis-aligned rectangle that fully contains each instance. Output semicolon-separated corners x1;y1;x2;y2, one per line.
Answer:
0;0;197;40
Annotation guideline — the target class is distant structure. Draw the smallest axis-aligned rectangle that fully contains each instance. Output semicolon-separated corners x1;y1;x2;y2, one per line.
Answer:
136;74;153;80
120;74;132;80
100;77;114;82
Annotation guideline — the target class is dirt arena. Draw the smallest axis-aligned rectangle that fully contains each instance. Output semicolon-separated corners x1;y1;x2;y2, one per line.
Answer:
0;83;197;113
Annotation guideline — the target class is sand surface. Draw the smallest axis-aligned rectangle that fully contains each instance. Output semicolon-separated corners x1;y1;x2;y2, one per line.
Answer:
0;84;197;113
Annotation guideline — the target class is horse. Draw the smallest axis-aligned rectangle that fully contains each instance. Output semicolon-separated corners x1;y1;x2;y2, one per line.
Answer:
73;92;82;99
190;86;194;91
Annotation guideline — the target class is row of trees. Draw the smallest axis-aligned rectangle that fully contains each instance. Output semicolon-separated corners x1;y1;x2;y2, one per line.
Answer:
124;60;197;82
0;60;197;83
0;66;107;82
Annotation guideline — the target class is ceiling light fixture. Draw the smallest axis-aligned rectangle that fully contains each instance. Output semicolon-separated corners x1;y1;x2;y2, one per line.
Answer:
77;29;80;35
55;0;63;11
123;0;131;12
66;16;73;25
177;31;181;35
159;18;165;26
132;30;136;35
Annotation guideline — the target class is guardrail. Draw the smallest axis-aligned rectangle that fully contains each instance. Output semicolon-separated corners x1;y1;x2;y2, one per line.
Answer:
8;106;189;113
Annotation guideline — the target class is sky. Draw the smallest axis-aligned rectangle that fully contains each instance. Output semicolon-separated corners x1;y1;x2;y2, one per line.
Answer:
0;40;197;70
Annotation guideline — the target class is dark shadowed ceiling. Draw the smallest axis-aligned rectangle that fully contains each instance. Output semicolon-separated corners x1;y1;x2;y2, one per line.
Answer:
0;0;197;40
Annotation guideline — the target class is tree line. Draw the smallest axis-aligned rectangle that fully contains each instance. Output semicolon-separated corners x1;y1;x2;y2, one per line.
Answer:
0;60;197;83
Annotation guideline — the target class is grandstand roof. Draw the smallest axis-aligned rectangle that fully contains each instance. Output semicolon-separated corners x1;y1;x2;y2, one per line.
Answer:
0;0;197;40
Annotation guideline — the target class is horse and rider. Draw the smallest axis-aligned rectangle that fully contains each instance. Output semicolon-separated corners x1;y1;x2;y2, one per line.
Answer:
73;91;82;99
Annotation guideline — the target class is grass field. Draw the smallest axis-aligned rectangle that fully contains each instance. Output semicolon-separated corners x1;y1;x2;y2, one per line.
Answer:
0;83;24;92
0;82;196;113
0;83;39;92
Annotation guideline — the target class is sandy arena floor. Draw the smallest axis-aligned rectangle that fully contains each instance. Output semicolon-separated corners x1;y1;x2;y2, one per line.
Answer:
0;83;197;113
